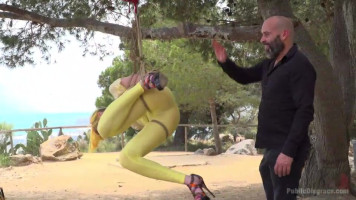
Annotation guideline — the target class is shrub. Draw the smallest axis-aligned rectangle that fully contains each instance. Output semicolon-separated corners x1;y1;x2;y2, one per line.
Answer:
0;154;11;168
14;118;53;156
96;136;122;152
187;140;215;152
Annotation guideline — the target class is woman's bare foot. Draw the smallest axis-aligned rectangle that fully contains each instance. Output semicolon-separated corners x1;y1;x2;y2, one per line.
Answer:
121;72;168;91
121;74;141;88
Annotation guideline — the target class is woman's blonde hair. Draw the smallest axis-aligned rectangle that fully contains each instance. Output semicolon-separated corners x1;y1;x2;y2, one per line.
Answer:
89;107;106;152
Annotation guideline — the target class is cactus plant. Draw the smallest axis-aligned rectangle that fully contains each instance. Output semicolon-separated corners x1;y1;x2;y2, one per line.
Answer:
14;118;52;156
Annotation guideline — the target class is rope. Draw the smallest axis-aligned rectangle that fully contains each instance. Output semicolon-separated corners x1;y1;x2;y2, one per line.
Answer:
134;9;146;79
123;0;139;13
125;0;145;85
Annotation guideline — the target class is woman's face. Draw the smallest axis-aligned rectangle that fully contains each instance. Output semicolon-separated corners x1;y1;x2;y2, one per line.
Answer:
97;111;104;118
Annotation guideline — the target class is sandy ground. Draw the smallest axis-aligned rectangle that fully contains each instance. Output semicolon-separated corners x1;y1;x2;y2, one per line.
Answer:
1;152;265;200
1;152;355;200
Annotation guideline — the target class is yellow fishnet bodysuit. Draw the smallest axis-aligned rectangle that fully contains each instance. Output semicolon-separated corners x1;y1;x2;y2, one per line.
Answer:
90;80;185;184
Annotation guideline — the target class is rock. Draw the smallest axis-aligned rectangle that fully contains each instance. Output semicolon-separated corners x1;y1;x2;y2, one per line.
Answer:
40;135;83;161
219;134;234;143
194;148;204;155
203;148;216;156
349;156;354;172
349;140;355;157
235;134;245;142
225;139;257;155
194;148;216;156
9;154;41;166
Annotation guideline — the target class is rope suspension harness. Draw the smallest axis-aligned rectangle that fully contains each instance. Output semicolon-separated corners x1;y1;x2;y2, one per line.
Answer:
123;0;146;80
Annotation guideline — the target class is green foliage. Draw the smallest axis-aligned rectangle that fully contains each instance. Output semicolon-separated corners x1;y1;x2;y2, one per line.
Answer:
95;57;136;108
144;39;260;108
14;118;53;156
154;135;175;150
0;0;259;68
0;154;11;168
241;130;256;140
291;0;332;57
0;35;19;47
0;122;14;155
96;136;122;153
0;0;339;70
123;128;138;143
147;0;219;23
0;134;11;156
223;0;261;24
94;37;261;141
187;141;215;152
77;130;90;152
142;39;261;126
0;0;135;67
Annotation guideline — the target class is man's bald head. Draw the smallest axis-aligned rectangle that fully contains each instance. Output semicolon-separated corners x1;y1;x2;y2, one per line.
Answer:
263;16;294;41
260;16;294;59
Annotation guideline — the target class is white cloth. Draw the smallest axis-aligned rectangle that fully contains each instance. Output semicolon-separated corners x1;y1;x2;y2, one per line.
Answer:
109;78;126;99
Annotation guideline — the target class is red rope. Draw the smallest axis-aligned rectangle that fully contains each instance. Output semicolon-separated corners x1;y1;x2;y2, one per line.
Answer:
123;0;139;13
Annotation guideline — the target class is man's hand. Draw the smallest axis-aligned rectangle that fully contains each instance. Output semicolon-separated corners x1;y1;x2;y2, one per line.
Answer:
274;153;294;177
212;40;227;63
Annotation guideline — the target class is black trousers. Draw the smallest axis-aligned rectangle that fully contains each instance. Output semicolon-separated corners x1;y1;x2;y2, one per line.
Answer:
259;147;309;200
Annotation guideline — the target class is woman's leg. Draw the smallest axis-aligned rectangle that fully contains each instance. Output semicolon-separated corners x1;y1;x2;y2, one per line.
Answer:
118;86;186;184
119;121;186;184
99;73;212;199
98;82;147;138
137;87;213;198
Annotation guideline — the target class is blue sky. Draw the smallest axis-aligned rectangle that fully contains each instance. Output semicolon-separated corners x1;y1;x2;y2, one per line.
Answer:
0;36;120;128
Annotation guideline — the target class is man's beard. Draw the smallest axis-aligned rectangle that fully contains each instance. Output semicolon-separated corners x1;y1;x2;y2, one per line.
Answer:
263;35;285;59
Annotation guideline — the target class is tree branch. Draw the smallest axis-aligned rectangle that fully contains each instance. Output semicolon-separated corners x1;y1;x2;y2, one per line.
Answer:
0;4;260;42
0;11;28;20
0;4;46;22
142;23;260;41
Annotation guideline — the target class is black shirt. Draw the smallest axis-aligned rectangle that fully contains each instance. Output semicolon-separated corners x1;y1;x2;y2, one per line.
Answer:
218;44;316;158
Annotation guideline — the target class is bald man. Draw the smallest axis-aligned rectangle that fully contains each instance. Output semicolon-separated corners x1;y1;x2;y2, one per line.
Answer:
212;16;316;200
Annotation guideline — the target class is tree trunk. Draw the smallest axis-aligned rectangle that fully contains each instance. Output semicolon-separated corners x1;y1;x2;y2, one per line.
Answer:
173;110;190;146
209;98;222;154
258;0;350;191
330;0;356;133
328;0;356;194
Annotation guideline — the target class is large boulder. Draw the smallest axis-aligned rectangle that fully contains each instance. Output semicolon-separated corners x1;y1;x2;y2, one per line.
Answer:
225;139;258;155
40;135;83;161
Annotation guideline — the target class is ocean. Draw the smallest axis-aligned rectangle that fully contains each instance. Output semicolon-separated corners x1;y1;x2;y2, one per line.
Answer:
0;112;92;146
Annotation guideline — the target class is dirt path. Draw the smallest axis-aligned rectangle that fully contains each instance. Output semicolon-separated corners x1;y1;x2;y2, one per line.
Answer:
1;152;266;199
2;152;355;199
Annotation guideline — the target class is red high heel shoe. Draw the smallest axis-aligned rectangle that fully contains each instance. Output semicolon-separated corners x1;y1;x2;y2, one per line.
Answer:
187;174;215;200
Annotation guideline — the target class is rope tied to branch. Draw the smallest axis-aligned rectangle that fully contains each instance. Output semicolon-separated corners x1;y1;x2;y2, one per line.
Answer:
123;0;146;80
123;0;139;13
